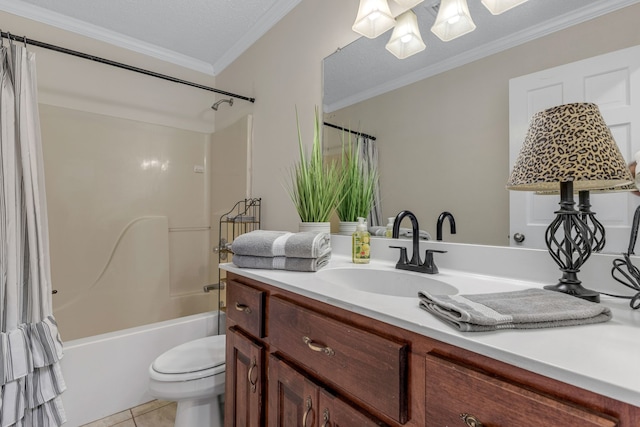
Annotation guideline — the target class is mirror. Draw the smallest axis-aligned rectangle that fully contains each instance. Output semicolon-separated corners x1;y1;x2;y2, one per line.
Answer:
322;0;640;247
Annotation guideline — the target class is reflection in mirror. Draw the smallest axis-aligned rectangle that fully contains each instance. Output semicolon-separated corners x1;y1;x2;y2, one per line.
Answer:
323;0;640;248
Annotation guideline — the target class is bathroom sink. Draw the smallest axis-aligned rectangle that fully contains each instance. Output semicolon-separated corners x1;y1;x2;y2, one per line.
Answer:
317;267;457;298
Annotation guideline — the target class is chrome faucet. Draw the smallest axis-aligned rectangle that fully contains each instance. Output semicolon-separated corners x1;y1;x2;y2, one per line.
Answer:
389;210;446;274
436;211;456;241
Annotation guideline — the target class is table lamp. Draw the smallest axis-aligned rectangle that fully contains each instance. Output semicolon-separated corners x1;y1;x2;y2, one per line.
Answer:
507;102;633;302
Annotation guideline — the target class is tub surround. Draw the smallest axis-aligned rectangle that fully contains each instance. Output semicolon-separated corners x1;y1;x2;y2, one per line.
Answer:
221;235;640;409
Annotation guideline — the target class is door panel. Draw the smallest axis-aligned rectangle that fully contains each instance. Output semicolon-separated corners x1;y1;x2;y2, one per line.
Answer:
509;45;640;253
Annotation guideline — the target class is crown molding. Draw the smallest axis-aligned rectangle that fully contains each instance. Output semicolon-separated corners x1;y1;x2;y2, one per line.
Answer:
0;0;215;74
212;0;302;74
324;0;640;113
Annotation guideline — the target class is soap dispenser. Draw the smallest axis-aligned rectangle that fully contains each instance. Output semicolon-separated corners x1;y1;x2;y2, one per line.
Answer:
385;217;395;238
352;217;371;264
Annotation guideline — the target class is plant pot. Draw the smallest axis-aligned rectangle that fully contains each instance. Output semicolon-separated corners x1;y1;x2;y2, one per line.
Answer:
299;222;331;234
338;221;358;236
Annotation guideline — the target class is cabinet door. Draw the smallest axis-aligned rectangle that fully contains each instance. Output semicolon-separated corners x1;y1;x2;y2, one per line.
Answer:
318;390;388;427
268;355;319;427
425;353;618;427
226;327;265;427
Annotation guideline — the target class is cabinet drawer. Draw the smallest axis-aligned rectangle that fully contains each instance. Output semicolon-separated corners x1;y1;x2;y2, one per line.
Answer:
226;279;266;338
425;353;618;427
269;296;408;423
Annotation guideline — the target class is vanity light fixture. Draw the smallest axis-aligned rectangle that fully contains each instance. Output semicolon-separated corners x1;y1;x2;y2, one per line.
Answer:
481;0;529;15
352;0;396;39
507;103;633;302
431;0;476;42
386;10;426;59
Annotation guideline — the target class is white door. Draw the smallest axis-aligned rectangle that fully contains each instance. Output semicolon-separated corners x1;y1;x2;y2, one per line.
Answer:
509;45;640;254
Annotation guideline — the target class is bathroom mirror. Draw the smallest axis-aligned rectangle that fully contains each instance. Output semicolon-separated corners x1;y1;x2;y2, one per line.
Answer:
322;0;640;248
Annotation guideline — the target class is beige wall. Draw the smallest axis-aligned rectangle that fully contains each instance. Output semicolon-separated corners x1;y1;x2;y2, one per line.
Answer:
214;0;362;231
325;4;640;246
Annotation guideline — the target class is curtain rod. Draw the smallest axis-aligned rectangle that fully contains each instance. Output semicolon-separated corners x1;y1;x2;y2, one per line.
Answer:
0;31;256;104
323;122;376;141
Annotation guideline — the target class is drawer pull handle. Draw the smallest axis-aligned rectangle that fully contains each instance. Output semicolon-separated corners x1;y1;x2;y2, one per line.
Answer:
302;336;335;356
321;408;330;427
235;302;252;314
247;357;257;393
460;413;483;427
302;396;312;427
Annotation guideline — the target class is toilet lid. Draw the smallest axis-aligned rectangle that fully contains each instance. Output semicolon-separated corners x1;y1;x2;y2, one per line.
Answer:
152;335;226;374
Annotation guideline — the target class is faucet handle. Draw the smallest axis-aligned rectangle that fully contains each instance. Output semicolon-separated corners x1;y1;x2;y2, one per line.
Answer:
389;246;409;266
422;249;447;274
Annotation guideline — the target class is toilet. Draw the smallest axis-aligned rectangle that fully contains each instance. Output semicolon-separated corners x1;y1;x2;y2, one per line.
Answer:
148;335;226;427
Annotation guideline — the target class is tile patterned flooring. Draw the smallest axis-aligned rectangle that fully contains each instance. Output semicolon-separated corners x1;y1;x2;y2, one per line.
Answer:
80;400;177;427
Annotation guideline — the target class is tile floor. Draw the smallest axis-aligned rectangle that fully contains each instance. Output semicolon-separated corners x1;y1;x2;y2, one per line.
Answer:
80;400;176;427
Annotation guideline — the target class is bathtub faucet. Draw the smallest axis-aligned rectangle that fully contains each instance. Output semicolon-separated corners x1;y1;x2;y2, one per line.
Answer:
389;210;446;274
436;211;456;241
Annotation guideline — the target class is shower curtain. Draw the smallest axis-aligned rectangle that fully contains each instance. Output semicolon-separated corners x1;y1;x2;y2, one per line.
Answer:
0;40;66;426
358;135;382;227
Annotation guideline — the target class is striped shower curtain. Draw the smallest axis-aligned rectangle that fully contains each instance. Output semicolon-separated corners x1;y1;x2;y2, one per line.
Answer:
358;135;382;227
0;40;66;426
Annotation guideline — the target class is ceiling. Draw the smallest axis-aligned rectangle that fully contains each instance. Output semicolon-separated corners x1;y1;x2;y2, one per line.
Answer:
0;0;303;75
0;0;638;109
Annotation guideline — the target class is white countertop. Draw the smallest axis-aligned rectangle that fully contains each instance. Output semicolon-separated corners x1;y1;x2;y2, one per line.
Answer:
221;253;640;407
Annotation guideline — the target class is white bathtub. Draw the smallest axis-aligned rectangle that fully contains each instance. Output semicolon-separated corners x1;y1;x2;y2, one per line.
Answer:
60;311;224;426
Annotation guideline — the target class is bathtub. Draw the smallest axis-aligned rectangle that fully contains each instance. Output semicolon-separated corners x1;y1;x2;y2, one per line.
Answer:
60;310;224;426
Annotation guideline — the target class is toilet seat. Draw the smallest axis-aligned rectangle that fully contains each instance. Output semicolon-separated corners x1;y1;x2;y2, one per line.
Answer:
150;335;226;382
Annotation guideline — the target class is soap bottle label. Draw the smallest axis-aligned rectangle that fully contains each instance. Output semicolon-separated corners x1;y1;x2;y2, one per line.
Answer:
352;232;370;264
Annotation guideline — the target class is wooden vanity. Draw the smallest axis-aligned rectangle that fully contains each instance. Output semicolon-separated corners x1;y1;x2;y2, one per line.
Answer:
224;271;638;426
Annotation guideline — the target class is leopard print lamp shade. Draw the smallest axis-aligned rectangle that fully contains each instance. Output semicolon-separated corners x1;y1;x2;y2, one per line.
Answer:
507;102;634;191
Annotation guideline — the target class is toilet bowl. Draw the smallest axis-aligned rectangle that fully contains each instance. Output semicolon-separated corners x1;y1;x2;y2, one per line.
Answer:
149;335;226;427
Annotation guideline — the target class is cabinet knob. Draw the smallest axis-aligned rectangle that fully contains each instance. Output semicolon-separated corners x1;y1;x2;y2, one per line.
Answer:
302;396;313;427
513;232;525;243
247;357;257;393
460;413;483;426
321;408;330;427
302;336;335;356
235;302;252;314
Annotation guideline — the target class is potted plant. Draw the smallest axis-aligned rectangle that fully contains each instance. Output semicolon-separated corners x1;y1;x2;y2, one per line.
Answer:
286;108;344;233
335;131;378;235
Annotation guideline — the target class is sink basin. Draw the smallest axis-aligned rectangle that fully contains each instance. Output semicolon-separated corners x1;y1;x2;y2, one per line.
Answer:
317;267;457;298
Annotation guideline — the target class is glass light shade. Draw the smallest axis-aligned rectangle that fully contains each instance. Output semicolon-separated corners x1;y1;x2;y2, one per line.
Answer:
507;103;634;192
392;0;424;8
385;10;426;59
431;0;476;42
481;0;528;15
352;0;396;39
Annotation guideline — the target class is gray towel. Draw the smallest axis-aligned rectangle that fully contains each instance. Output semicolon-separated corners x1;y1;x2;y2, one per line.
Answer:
418;288;612;332
231;230;331;258
232;251;331;272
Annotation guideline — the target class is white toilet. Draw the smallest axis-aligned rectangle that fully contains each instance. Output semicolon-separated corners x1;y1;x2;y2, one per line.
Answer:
148;335;226;427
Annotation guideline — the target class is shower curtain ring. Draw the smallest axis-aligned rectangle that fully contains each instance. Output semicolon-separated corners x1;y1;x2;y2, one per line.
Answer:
23;35;27;48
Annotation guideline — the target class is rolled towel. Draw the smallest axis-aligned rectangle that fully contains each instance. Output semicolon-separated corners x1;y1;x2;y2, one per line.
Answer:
232;251;331;272
231;230;330;258
418;288;612;332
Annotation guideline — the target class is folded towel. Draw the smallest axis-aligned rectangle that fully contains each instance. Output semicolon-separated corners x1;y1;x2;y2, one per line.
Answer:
232;251;331;272
418;288;612;332
369;226;432;240
231;230;331;258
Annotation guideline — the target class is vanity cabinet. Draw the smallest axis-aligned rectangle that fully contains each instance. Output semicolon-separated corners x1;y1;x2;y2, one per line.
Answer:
425;353;618;427
268;354;389;427
225;272;638;427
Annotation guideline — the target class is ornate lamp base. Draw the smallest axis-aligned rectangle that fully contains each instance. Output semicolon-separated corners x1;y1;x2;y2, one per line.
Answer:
544;182;600;303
